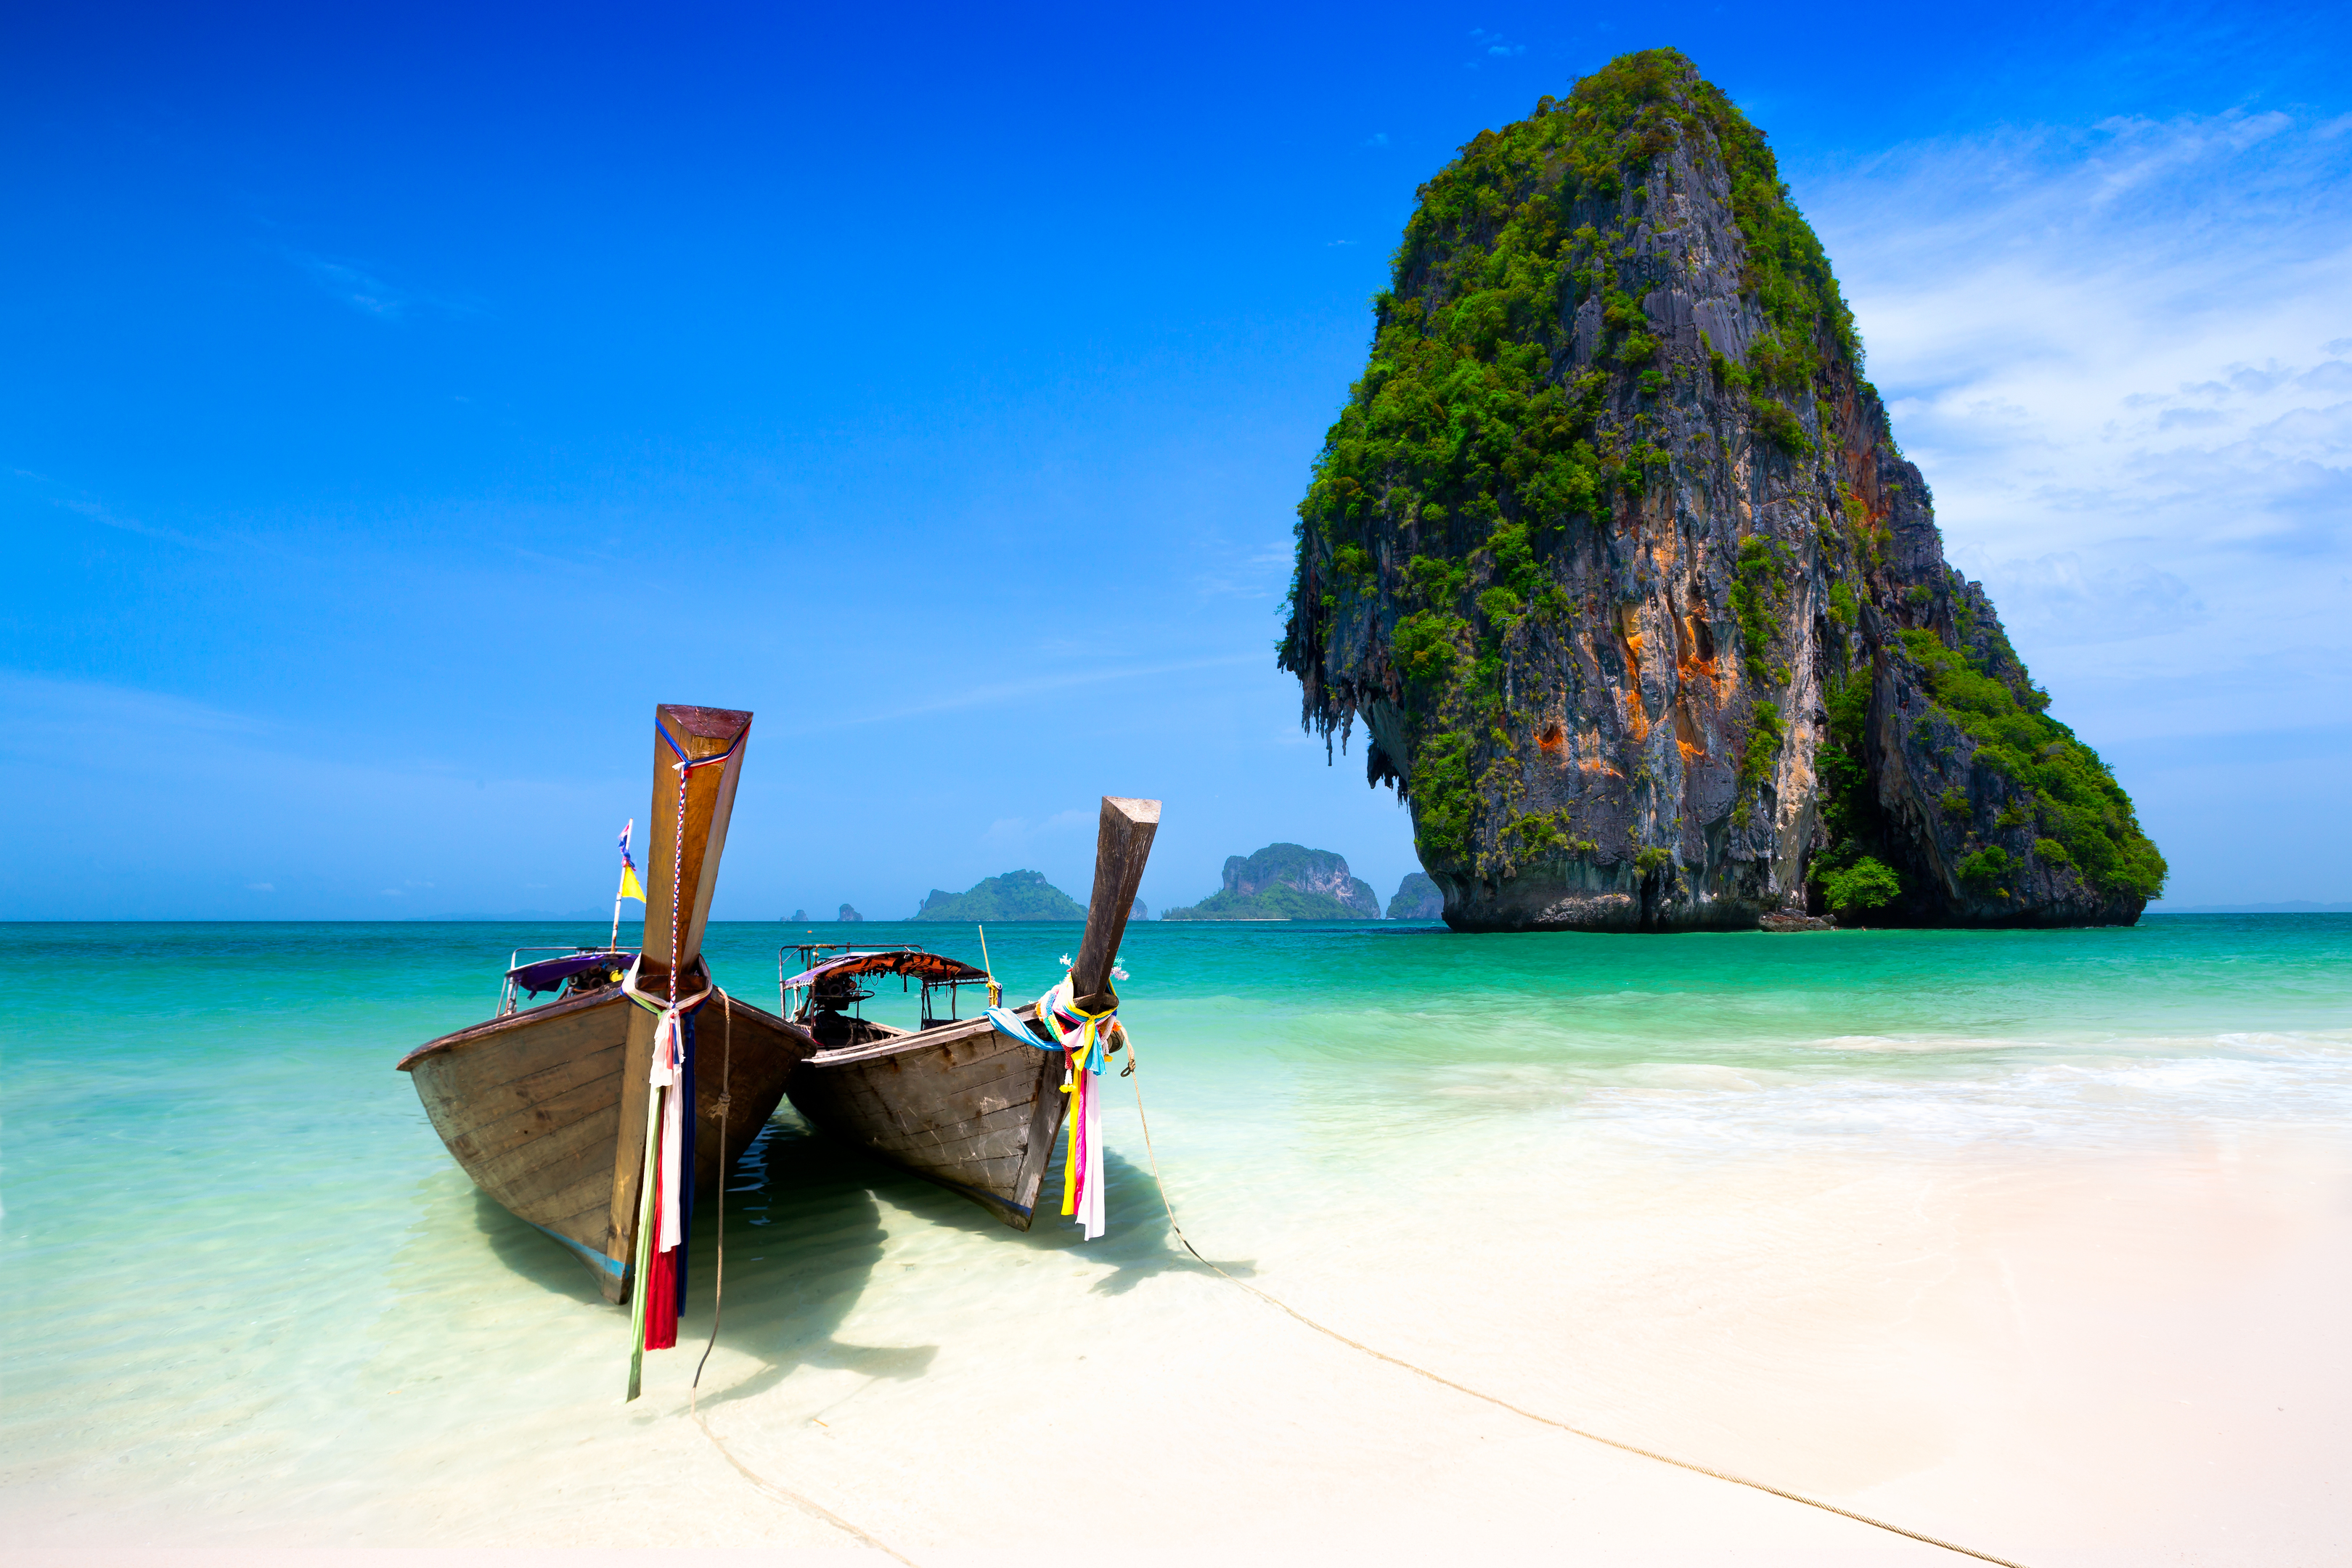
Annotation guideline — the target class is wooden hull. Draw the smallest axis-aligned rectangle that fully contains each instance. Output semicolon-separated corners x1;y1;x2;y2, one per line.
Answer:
779;796;1159;1235
400;991;812;1300
783;1009;1069;1230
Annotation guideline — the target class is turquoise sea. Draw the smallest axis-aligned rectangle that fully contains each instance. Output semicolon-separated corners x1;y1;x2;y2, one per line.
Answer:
5;915;2348;1553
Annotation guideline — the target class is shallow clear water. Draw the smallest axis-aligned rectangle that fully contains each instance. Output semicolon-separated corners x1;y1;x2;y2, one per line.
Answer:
4;915;2347;1543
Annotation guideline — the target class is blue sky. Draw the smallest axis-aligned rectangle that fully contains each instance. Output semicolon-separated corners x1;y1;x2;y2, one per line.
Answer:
4;1;2347;918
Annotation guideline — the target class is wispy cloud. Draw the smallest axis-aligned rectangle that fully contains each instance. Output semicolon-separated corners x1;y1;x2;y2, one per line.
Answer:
805;653;1261;732
290;252;407;317
0;672;624;916
284;250;483;321
1805;107;2352;743
12;470;220;550
1363;132;1389;150
1467;28;1525;59
1191;536;1295;600
55;497;216;549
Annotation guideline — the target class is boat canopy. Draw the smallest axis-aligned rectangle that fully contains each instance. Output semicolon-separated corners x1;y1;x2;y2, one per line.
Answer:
507;950;633;996
783;949;990;990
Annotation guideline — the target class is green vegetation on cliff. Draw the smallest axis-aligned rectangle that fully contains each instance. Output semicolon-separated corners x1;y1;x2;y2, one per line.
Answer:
1277;46;2159;930
912;870;1083;922
1162;883;1374;920
1895;629;2167;898
1808;632;2166;906
1278;48;1860;873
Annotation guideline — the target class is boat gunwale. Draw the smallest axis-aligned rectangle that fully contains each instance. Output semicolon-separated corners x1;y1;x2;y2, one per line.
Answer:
396;987;632;1073
397;965;795;1073
789;1002;1044;1069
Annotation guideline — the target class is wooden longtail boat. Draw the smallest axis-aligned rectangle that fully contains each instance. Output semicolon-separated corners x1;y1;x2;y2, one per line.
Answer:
779;796;1159;1229
396;704;814;1302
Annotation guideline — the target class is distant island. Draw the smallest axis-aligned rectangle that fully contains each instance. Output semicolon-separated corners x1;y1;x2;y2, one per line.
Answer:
2151;901;2352;914
406;909;605;921
1387;872;1443;920
913;869;1084;921
1163;844;1381;920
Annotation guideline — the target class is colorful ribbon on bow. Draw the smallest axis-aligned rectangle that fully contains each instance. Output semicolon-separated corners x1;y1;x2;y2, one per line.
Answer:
623;956;710;1396
1033;974;1122;1240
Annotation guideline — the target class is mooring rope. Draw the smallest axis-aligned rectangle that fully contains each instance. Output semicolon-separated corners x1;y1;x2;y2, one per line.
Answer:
1118;1039;2033;1568
678;986;921;1559
693;987;736;1404
692;1412;921;1567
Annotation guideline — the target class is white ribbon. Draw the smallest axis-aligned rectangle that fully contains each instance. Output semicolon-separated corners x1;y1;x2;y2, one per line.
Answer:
650;1009;687;1253
620;953;710;1257
1077;1059;1106;1241
1032;973;1116;1242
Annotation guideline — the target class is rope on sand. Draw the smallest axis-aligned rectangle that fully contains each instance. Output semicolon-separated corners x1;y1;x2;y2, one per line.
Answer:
693;988;736;1402
681;991;923;1564
1119;1042;2033;1568
693;1412;921;1567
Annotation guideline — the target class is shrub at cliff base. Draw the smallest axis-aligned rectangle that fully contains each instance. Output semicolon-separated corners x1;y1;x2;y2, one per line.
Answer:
1821;857;1899;917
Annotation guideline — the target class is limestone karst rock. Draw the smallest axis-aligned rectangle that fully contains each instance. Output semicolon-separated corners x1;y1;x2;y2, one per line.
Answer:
1388;871;1445;920
1163;844;1383;920
1280;50;2165;931
913;869;1085;922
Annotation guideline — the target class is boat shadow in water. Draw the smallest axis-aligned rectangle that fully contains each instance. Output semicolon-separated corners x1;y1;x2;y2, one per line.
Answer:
681;1116;936;1410
453;1113;922;1403
470;1186;613;1307
838;1133;1259;1299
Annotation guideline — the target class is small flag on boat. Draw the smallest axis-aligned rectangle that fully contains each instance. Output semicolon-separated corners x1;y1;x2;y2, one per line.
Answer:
617;820;646;904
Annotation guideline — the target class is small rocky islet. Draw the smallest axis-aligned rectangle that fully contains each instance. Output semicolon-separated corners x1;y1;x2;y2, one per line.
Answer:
886;849;1436;923
1387;871;1445;920
1161;844;1384;920
1278;49;2165;932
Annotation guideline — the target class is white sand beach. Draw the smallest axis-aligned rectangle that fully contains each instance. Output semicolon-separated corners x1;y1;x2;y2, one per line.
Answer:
14;1108;2346;1568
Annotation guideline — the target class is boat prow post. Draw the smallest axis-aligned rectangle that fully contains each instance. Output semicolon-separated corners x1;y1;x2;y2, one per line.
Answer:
603;703;755;1289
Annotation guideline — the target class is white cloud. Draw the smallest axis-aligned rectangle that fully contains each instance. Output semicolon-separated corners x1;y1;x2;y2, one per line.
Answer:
284;250;484;322
0;673;624;918
1461;27;1524;66
809;652;1259;731
290;253;407;317
1803;107;2352;744
9;471;222;550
